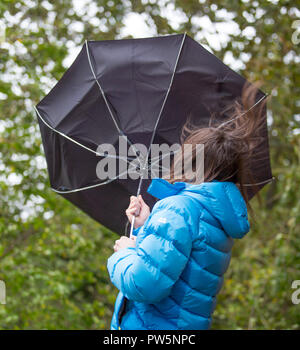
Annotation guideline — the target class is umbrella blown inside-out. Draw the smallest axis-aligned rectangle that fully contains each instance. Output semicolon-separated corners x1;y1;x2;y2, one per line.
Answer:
35;33;272;235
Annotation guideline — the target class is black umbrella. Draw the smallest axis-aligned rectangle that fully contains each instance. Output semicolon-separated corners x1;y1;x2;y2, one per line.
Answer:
35;33;272;235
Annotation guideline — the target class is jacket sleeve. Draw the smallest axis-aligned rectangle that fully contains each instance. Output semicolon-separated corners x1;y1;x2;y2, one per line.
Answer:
107;206;193;303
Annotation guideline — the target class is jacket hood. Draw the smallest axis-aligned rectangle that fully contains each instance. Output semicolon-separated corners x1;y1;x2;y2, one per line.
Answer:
147;178;250;239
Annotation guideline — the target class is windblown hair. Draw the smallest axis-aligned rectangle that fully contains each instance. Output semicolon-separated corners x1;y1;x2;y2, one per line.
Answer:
167;83;268;206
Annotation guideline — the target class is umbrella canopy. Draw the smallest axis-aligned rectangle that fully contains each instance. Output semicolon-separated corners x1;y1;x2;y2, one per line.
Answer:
35;33;272;235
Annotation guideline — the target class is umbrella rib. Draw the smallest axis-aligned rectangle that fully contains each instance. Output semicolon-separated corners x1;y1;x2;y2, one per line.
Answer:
129;33;187;236
148;33;187;151
144;149;182;174
217;93;269;128
243;177;275;186
137;33;186;191
148;152;274;186
85;40;122;134
50;168;141;194
85;40;142;164
34;105;136;165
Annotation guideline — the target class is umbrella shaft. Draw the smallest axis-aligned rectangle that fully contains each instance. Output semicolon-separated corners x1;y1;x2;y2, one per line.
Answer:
128;172;144;237
129;216;136;238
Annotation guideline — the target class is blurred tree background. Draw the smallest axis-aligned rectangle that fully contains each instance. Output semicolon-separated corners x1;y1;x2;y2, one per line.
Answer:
0;0;299;329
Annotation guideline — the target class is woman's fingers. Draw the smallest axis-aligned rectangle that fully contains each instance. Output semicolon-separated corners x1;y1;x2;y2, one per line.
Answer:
127;196;141;217
114;236;136;252
130;196;140;208
126;206;140;216
128;203;140;212
126;195;150;228
138;194;145;205
130;195;137;204
114;237;125;251
113;239;119;252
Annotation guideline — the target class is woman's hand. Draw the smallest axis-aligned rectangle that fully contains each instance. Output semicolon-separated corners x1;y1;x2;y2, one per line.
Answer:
126;195;150;228
113;236;136;252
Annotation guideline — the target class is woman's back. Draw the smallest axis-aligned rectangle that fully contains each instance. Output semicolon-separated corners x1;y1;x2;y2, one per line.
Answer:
108;178;250;330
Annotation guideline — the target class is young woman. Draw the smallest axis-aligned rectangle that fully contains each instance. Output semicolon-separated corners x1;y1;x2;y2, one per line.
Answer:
107;85;267;330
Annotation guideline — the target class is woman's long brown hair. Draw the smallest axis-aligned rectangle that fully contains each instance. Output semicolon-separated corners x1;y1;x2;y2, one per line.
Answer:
166;83;268;207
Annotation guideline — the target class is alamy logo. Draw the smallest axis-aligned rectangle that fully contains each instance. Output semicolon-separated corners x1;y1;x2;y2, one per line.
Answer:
0;21;5;45
95;136;204;183
291;280;300;305
0;280;6;304
292;20;300;45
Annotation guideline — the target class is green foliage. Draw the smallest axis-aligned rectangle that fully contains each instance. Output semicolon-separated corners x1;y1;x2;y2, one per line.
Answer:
0;0;299;329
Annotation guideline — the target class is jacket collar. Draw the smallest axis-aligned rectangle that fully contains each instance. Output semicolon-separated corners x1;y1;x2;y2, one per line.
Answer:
147;177;187;199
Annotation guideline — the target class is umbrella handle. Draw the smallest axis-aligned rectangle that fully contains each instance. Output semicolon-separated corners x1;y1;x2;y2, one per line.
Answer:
129;215;135;238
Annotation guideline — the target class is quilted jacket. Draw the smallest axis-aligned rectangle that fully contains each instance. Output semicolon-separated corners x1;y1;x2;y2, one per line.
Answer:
107;178;250;330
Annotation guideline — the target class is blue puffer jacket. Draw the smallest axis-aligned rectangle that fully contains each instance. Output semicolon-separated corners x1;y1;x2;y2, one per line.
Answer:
107;178;250;330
